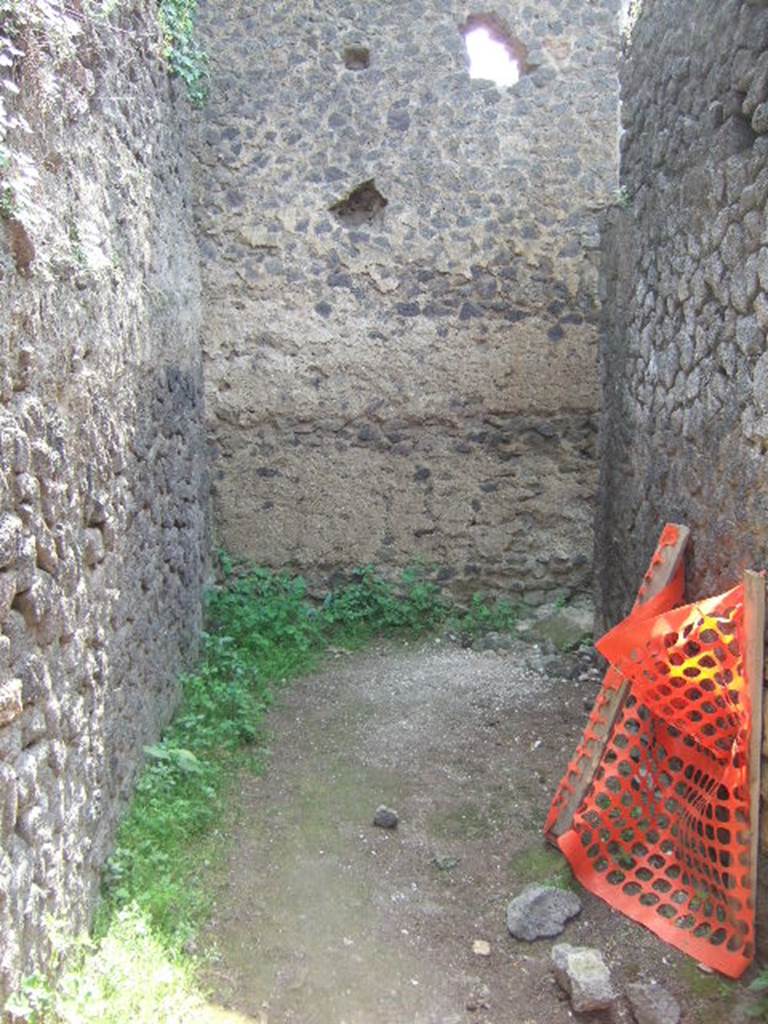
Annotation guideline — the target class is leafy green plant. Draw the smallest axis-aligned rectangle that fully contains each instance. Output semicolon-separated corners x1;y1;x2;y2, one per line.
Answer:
157;0;208;106
320;565;449;645
447;591;519;636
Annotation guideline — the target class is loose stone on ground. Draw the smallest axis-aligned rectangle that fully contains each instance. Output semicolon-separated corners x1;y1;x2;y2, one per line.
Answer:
626;982;682;1024
551;943;618;1014
506;884;582;941
373;805;399;829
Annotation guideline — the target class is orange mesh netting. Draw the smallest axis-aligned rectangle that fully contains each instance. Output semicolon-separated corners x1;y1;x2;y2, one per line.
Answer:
546;536;757;977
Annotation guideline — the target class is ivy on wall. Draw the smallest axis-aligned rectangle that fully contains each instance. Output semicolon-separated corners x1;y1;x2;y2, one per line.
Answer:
157;0;208;106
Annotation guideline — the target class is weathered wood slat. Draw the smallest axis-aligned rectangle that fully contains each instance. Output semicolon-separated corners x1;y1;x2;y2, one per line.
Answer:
548;524;690;840
744;569;765;915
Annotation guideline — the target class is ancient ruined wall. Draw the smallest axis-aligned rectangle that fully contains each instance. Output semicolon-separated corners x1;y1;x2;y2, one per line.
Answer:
0;3;207;999
597;0;768;627
193;0;621;602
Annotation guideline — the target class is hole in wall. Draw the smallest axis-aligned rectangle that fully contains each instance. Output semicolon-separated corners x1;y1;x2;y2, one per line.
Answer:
460;12;529;87
343;46;370;70
329;179;388;227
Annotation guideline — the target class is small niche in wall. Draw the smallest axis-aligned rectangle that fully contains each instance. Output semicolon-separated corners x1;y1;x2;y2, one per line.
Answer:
343;46;370;70
461;12;529;87
329;179;388;227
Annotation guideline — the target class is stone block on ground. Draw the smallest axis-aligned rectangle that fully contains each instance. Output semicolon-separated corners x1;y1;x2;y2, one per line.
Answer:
506;884;582;940
551;943;618;1013
526;599;594;652
626;982;681;1024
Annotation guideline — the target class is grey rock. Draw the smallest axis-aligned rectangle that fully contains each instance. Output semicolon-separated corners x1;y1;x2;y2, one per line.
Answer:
551;944;618;1013
506;884;582;940
626;982;681;1024
373;805;398;829
472;630;518;652
539;651;578;677
527;601;594;652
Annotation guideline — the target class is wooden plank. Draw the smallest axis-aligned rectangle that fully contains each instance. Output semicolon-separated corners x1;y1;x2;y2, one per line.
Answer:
548;524;689;840
633;524;690;608
744;569;765;917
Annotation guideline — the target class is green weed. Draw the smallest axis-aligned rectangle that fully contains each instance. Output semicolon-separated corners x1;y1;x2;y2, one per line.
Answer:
447;591;519;637
157;0;209;106
320;564;449;646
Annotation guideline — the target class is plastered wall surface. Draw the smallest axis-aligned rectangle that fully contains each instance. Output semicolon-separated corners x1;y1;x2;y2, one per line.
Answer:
193;0;621;601
0;5;207;999
598;0;768;628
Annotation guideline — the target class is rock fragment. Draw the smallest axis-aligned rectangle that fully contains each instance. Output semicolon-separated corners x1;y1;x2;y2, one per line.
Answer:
506;883;582;940
373;805;398;829
472;630;518;652
626;982;681;1024
551;943;618;1013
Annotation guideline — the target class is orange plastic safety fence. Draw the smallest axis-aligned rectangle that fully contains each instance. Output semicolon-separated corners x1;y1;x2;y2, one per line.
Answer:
548;584;756;978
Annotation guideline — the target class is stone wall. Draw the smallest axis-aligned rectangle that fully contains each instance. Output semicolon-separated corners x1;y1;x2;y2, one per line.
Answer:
0;3;207;1000
192;0;621;602
597;0;768;628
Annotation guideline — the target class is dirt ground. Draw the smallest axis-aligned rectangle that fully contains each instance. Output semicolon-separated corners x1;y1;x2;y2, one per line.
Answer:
199;637;751;1024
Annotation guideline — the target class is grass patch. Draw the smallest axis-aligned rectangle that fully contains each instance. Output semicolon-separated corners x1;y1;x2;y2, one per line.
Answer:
507;844;577;891
429;800;502;841
6;561;520;1022
677;956;734;1002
